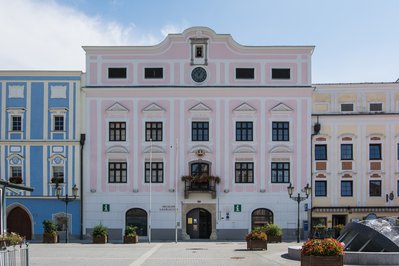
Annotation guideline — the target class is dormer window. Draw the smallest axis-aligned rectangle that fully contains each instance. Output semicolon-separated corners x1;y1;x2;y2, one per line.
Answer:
190;38;208;65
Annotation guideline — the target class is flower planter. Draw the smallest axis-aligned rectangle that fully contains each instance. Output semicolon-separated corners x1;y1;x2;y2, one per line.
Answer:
246;239;267;250
267;235;282;243
43;232;58;243
123;235;138;244
93;235;107;244
301;255;343;266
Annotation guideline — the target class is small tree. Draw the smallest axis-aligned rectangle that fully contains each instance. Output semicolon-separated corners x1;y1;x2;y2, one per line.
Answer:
43;220;57;236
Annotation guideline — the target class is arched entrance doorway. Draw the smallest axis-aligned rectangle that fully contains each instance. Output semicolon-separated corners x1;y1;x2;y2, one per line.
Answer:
7;206;32;240
251;208;273;229
126;208;147;236
186;208;211;239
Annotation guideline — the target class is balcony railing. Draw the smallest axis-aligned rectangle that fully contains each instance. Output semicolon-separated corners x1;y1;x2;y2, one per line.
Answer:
182;175;220;199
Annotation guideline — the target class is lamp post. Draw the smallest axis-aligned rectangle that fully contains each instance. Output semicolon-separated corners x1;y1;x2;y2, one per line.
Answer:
56;184;78;243
287;183;311;243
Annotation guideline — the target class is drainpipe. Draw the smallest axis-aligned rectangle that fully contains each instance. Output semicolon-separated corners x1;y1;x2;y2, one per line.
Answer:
79;134;86;240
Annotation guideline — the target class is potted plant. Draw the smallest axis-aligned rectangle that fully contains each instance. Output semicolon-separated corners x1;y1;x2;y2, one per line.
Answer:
263;224;283;243
9;176;23;184
301;238;345;266
333;224;345;238
42;220;58;243
123;225;138;244
245;227;267;250
92;224;108;244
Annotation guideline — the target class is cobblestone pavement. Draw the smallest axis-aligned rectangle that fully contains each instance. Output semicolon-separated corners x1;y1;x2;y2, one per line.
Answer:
28;241;301;266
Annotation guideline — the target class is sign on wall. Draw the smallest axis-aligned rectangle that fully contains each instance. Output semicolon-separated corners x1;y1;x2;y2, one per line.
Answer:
234;204;241;212
102;204;110;212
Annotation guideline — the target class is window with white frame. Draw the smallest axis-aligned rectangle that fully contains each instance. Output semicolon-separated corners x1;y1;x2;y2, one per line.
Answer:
341;103;354;112
54;115;64;131
369;103;382;112
52;166;64;183
11;115;22;131
235;162;254;183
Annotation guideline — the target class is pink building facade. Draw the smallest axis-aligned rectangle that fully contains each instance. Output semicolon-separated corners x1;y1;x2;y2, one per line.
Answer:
82;27;314;240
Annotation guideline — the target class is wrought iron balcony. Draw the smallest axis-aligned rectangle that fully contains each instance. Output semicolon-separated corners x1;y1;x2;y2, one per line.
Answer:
181;175;220;199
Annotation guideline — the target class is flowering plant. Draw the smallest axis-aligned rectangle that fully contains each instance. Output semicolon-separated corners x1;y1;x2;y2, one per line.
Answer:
301;238;345;256
245;228;267;241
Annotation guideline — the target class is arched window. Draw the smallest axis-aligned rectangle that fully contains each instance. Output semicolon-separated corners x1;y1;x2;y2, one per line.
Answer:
126;208;147;236
251;208;273;229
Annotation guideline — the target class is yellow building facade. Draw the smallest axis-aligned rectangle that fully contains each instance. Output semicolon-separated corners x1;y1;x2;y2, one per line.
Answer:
311;82;399;229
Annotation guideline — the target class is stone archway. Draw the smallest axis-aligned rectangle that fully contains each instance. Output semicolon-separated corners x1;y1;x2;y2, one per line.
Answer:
7;206;32;240
182;203;216;240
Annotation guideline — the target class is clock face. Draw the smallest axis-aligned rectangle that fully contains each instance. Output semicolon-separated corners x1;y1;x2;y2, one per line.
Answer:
191;67;207;83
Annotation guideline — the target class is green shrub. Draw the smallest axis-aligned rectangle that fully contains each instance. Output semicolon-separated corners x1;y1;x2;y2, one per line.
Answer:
42;220;57;236
92;224;108;237
263;223;283;237
124;225;138;237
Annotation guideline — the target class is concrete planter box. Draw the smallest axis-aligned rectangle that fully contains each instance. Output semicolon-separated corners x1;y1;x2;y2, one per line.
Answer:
267;235;282;243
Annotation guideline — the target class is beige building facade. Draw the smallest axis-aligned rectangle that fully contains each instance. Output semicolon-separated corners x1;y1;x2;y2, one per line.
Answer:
311;82;399;229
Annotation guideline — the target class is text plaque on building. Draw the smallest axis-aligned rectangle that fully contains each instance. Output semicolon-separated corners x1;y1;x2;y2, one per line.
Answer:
234;204;241;212
102;204;110;212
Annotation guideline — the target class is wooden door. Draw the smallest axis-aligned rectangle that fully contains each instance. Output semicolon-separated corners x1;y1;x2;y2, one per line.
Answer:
7;207;32;240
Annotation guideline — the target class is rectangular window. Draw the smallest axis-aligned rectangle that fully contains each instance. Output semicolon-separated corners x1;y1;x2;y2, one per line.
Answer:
369;144;382;160
370;103;382;112
144;68;163;79
236;121;253;141
11;166;22;177
52;166;64;180
109;122;126;141
397;180;399;197
272;122;289;141
341;103;354;112
369;180;381;197
341;144;353;160
315;144;327;160
108;67;127;79
54;116;64;131
145;162;164;183
11;116;22;131
192;121;209;141
235;68;255;79
271;68;290;79
397;143;399;160
341;181;353;197
271;162;290;183
235;162;254;183
315;181;327;197
108;162;127;183
145;122;163;141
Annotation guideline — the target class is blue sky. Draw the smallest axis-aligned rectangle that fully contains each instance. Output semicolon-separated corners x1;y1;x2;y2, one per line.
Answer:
0;0;398;83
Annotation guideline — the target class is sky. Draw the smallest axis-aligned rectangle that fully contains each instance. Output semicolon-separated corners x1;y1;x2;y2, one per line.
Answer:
0;0;398;83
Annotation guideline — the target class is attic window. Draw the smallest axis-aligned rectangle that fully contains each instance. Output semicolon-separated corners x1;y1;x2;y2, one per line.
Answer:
370;103;382;112
341;103;354;112
236;68;255;79
195;46;203;58
145;68;163;79
108;68;127;79
272;68;290;79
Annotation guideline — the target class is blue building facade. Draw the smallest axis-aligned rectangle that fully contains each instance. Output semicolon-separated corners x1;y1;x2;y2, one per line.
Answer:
0;71;82;240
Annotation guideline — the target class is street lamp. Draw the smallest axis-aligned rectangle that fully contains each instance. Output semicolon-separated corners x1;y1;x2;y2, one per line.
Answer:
56;184;78;243
287;183;311;243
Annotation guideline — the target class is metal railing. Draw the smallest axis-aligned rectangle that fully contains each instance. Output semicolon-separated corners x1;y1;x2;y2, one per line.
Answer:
0;242;29;266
